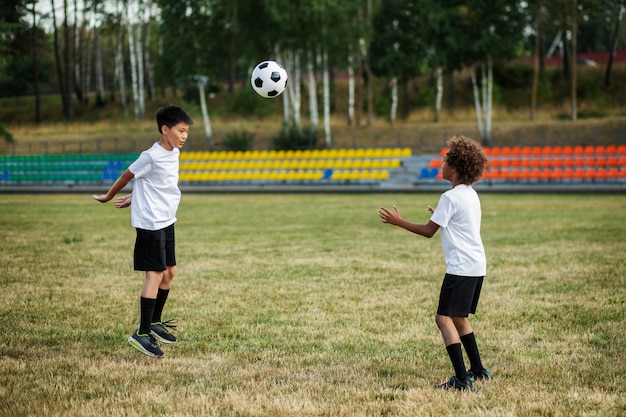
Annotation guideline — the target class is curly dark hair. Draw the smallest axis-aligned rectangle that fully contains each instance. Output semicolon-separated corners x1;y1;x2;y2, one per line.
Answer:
444;135;488;184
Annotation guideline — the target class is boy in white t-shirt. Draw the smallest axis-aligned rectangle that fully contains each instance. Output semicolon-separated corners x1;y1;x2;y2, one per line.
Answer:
92;105;194;358
378;135;490;391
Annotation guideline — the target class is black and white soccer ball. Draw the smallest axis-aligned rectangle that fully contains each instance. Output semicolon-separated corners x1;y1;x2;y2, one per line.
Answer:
250;60;288;98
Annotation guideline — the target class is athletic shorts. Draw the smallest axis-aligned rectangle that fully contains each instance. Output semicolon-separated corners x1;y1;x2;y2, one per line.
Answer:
133;224;176;272
436;273;484;317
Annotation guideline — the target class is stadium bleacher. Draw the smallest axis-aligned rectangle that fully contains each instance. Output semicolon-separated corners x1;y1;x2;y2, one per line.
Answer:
1;145;625;189
0;148;411;186
427;144;626;184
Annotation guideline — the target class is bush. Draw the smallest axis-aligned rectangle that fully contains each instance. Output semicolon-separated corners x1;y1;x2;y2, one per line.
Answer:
272;125;317;150
224;131;254;151
227;87;277;118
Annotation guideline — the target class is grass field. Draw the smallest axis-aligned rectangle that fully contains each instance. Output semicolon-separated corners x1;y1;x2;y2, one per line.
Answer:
1;193;625;416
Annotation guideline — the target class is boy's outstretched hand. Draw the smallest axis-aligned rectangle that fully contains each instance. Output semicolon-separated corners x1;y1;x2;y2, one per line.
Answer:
113;194;132;209
92;194;110;203
378;205;402;225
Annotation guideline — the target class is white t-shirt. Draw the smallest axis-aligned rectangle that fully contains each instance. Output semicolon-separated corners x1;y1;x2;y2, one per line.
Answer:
128;142;181;231
429;184;486;276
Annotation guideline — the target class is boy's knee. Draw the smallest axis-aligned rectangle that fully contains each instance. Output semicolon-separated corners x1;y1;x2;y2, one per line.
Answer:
163;266;176;283
435;314;451;329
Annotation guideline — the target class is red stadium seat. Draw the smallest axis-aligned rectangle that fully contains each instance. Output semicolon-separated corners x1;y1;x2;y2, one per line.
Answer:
562;168;574;180
584;157;596;166
519;168;531;180
551;168;564;181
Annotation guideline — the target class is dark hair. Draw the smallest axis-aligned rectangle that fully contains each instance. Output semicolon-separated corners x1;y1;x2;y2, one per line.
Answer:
445;135;488;184
156;105;194;133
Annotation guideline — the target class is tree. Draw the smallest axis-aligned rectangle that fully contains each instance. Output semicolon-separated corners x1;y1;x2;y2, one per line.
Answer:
438;1;526;144
605;0;625;86
369;0;428;125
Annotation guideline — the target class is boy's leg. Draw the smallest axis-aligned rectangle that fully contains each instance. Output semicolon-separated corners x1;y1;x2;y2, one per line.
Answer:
150;264;177;343
436;314;467;379
460;332;490;379
153;265;175;323
140;271;164;333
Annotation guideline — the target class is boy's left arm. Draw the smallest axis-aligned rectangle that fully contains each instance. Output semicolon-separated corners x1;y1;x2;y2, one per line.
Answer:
92;169;134;203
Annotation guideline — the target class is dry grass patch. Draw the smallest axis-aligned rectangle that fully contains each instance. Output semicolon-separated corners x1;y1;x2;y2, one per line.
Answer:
1;193;625;416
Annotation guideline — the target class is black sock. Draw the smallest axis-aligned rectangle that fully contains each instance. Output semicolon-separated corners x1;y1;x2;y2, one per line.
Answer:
152;288;170;324
446;343;467;380
460;332;484;373
139;297;156;335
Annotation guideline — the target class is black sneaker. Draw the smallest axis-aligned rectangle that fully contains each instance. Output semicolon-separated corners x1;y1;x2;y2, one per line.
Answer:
434;376;475;391
467;369;492;381
128;330;164;358
150;320;177;344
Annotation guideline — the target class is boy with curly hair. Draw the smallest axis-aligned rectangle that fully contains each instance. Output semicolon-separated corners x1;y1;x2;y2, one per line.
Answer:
378;135;490;391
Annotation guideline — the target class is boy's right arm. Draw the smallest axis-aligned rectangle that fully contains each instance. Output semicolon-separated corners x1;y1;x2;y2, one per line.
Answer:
92;169;135;203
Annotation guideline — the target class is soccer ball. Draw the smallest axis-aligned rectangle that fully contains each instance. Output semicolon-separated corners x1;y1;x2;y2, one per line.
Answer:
250;60;288;98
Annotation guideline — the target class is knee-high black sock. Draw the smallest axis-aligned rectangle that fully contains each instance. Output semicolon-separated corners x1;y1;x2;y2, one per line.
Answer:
460;332;484;372
152;288;170;324
139;297;156;335
446;343;467;380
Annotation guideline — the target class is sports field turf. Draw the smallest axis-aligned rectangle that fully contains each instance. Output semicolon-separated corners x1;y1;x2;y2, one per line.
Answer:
1;193;624;416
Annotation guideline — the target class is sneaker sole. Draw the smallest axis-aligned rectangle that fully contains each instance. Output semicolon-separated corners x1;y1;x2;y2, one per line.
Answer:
128;336;164;358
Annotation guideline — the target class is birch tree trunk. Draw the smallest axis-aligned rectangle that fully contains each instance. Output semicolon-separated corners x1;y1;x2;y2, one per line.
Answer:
135;23;145;117
30;1;41;123
127;17;140;120
434;67;443;123
605;0;624;86
286;51;301;131
322;49;332;148
570;0;577;121
144;9;156;101
347;53;355;126
94;24;105;105
198;80;213;150
390;77;398;127
73;0;84;103
486;58;493;145
115;0;127;114
470;67;485;142
63;0;74;120
307;52;319;132
531;0;542;120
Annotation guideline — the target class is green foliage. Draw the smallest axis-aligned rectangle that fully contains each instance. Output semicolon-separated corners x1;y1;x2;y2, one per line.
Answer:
0;122;13;143
493;63;534;89
226;86;277;118
224;130;254;151
272;124;317;150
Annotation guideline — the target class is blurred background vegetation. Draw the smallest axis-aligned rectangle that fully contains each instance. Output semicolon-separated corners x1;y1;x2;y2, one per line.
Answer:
1;0;625;153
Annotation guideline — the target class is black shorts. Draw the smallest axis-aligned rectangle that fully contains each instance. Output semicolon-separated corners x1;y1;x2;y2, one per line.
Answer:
436;273;484;317
133;224;176;272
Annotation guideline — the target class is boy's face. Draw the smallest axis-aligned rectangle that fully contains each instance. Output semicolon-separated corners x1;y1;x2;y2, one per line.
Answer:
441;154;456;183
160;122;190;150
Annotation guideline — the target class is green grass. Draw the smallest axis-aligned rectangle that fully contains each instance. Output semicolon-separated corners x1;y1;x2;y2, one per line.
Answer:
1;193;625;416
